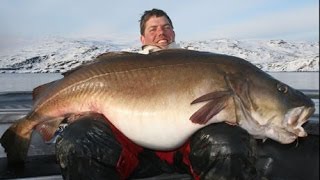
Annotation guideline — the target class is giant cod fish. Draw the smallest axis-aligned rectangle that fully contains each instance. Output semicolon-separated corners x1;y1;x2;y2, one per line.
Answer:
0;49;315;164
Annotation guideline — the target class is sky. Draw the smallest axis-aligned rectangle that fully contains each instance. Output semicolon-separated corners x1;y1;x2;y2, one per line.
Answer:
0;0;319;49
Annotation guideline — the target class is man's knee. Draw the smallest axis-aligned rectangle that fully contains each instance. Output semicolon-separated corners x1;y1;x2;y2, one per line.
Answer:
190;123;256;156
189;123;259;180
55;114;121;179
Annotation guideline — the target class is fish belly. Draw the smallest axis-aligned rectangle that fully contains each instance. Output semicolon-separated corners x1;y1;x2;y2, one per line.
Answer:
98;94;209;150
105;109;202;150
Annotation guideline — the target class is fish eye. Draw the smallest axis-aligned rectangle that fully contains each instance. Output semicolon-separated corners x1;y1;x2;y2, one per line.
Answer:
277;83;288;94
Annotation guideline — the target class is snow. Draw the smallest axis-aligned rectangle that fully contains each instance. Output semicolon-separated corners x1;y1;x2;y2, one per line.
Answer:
0;37;318;73
0;72;318;93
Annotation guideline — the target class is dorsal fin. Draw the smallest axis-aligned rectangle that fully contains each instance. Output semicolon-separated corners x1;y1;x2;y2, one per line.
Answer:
95;51;132;59
62;61;90;76
62;51;133;77
190;90;232;124
32;81;56;101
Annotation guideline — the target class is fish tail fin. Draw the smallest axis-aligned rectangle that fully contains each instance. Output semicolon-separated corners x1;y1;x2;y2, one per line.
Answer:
0;117;33;164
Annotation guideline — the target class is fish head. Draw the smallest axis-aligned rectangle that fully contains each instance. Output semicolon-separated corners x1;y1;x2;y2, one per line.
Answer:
227;71;315;144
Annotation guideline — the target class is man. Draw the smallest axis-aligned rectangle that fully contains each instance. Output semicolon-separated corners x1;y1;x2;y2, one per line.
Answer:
139;8;179;53
55;9;259;180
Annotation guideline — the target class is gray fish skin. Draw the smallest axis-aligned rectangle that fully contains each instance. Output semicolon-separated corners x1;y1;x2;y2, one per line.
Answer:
0;49;315;164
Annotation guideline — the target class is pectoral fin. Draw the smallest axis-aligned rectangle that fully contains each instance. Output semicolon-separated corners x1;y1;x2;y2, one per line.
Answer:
190;91;232;124
36;117;65;142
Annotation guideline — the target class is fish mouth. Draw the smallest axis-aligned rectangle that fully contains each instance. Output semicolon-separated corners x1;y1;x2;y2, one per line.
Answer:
285;106;315;138
268;106;315;144
238;105;315;144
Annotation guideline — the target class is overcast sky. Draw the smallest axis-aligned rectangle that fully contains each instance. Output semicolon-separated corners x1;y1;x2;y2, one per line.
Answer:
0;0;319;45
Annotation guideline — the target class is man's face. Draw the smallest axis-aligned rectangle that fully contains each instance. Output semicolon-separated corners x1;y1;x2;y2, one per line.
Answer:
140;16;175;49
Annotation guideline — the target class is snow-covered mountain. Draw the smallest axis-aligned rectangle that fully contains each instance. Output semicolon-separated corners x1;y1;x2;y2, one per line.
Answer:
0;37;318;73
